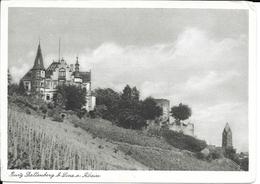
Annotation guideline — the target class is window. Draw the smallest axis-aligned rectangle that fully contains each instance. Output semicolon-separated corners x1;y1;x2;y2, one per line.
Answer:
45;81;50;89
25;82;30;91
53;81;58;89
59;68;66;78
36;71;41;78
46;95;50;100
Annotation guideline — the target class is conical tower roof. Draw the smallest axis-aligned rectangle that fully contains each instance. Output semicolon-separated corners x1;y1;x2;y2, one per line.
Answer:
223;122;231;132
32;42;44;70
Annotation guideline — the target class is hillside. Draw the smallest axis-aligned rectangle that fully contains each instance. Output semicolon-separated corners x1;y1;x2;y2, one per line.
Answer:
8;102;241;170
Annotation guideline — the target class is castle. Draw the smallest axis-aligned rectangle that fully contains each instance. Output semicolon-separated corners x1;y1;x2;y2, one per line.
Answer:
154;99;195;137
222;122;233;150
21;42;96;111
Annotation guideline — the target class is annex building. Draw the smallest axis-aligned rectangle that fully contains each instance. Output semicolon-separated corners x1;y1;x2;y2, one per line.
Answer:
21;42;96;111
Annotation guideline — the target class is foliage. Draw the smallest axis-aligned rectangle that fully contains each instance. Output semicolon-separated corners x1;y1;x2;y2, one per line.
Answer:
239;157;249;171
71;117;173;150
95;85;162;130
8;83;19;96
94;88;121;121
162;129;207;152
117;110;146;129
8;80;26;96
141;97;162;120
54;85;86;111
40;104;48;114
224;147;237;160
8;69;12;86
25;108;31;115
18;81;26;95
52;113;63;122
171;103;192;123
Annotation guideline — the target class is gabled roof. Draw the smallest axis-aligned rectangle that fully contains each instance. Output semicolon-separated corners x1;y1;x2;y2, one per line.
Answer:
22;70;32;81
32;43;45;70
45;62;60;78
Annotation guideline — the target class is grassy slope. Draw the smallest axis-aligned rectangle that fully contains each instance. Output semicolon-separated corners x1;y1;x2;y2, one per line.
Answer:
70;116;241;171
8;105;148;170
8;103;240;171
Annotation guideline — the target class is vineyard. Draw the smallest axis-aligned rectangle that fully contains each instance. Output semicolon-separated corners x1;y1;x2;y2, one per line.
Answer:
8;109;109;170
8;102;241;171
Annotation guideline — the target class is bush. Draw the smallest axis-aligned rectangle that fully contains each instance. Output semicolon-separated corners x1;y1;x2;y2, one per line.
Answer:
52;113;63;122
117;110;146;130
47;102;54;109
210;149;223;160
196;152;206;160
25;108;31;115
47;109;55;117
146;123;162;137
162;129;207;152
240;158;249;171
40;104;48;114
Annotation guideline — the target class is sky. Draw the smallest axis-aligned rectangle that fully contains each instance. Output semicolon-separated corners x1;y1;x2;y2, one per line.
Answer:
8;8;248;152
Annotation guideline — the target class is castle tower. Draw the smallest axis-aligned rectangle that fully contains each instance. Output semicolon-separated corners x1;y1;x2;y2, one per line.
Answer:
222;122;233;149
31;42;45;94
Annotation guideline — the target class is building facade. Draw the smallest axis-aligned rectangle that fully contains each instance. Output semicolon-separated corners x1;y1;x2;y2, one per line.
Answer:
21;42;96;111
222;122;233;149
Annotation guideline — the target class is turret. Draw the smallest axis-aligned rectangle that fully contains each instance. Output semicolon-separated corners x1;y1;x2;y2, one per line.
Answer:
32;42;45;70
31;41;45;93
222;122;233;149
75;56;80;78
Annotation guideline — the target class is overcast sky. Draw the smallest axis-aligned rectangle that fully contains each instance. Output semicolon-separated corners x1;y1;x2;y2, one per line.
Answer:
8;8;248;152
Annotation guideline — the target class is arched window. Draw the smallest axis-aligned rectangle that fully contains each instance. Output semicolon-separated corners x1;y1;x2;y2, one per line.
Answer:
59;68;66;78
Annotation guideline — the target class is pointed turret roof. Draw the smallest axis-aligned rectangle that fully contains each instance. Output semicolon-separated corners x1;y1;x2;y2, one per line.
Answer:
32;42;45;70
223;122;231;132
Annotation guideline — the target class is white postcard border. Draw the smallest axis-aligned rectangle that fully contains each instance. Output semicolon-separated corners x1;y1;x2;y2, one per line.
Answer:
1;1;257;183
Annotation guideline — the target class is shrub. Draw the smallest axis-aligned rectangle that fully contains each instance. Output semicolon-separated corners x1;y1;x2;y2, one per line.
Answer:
240;158;249;171
25;108;31;115
146;123;162;137
162;129;207;152
52;113;63;122
47;109;55;117
47;102;54;109
52;108;63;122
40;104;48;114
210;149;223;160
196;152;206;160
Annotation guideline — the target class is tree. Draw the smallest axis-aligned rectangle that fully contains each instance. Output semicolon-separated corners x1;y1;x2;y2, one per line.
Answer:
8;83;19;96
171;103;192;124
54;85;86;111
141;97;162;120
8;69;12;86
94;88;121;121
17;80;26;95
117;109;146;129
121;85;132;102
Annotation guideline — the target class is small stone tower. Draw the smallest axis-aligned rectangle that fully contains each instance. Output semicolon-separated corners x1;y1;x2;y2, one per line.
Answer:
222;122;233;149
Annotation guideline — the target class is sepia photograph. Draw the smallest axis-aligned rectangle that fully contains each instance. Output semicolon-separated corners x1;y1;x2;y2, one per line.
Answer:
1;1;257;183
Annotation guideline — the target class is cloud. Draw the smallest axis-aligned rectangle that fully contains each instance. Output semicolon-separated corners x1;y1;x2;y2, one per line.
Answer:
10;60;30;83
